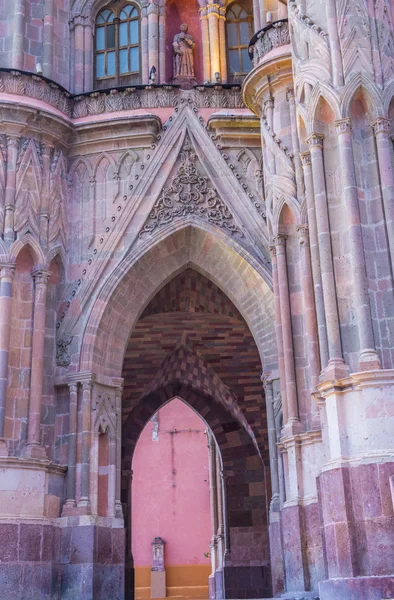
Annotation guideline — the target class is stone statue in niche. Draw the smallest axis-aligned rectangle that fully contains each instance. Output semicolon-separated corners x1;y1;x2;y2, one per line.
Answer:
173;24;196;86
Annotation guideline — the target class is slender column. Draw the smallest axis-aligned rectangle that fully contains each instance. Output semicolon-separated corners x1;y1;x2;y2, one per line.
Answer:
274;235;301;429
63;383;78;511
84;18;93;92
115;385;123;518
297;225;321;390
74;17;85;95
215;452;225;572
253;0;262;32
22;269;51;459
269;245;288;424
372;117;394;273
199;8;211;83
4;136;20;243
261;375;279;506
158;5;166;83
108;433;117;517
335;119;381;370
208;432;218;574
264;97;276;176
78;379;93;512
300;151;329;368
207;4;220;81
12;0;25;69
325;0;344;88
307;133;348;379
218;7;227;84
40;143;51;251
43;0;54;79
148;3;159;76
287;88;304;200
278;2;287;19
0;265;15;457
141;5;149;84
367;0;383;86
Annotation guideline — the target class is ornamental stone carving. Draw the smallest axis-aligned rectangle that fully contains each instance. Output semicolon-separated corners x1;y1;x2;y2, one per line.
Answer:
56;333;73;367
250;20;290;66
139;141;243;238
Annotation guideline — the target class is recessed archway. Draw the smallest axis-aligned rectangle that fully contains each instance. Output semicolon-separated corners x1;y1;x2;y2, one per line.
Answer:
121;268;273;599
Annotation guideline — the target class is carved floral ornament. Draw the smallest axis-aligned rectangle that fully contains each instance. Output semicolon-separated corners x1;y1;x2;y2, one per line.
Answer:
139;141;244;238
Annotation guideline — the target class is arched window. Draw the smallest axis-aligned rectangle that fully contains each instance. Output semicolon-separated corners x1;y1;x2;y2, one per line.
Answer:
95;3;140;88
226;2;254;82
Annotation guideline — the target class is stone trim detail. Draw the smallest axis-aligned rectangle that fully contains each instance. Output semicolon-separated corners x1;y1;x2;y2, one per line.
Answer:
0;70;245;119
139;141;244;237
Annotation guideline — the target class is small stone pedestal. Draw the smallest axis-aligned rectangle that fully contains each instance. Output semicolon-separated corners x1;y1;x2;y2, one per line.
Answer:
151;536;166;598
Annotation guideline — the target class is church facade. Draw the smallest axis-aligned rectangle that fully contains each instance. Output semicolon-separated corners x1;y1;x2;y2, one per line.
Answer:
0;0;393;599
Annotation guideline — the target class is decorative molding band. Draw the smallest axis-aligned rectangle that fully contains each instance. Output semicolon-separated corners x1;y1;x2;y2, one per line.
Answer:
0;70;245;119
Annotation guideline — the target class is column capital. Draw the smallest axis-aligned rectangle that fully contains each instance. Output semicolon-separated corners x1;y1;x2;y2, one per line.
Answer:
371;116;391;136
260;371;274;388
306;132;324;148
0;263;16;280
68;382;78;394
286;87;295;101
269;244;276;258
264;96;274;111
299;151;311;168
273;234;287;247
296;224;309;245
6;134;20;148
334;117;352;135
32;268;51;285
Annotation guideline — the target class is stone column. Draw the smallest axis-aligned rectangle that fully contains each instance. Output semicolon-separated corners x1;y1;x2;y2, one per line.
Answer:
108;433;117;518
141;5;149;84
207;3;220;81
0;264;15;457
23;269;51;460
262;375;279;505
148;3;159;76
40;143;51;251
253;0;262;32
274;235;301;431
12;0;25;69
208;431;218;583
307;133;348;380
372;117;394;272
218;7;227;83
63;382;79;512
84;18;93;92
78;379;94;512
125;470;135;597
335;118;380;370
4;136;19;243
43;0;54;79
297;225;321;393
325;0;344;88
158;5;166;83
115;385;123;518
287;88;304;200
264;97;276;176
200;7;211;83
74;16;85;95
269;245;288;424
300;151;329;367
215;454;225;599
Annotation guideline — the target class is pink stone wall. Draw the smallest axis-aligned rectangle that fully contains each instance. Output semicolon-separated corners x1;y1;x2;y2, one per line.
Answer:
132;398;211;568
